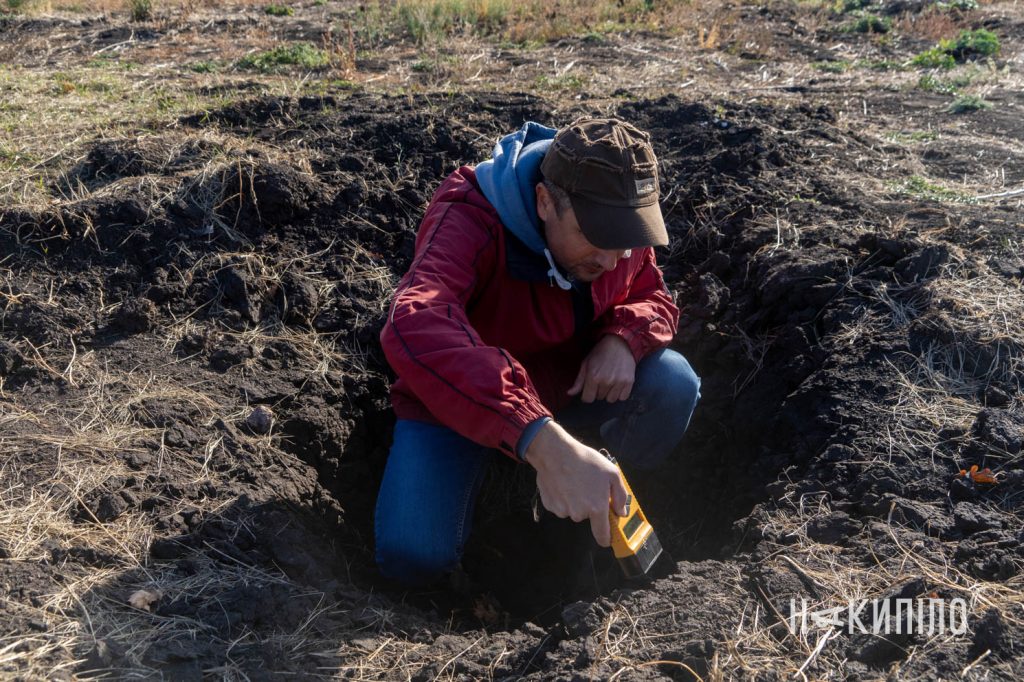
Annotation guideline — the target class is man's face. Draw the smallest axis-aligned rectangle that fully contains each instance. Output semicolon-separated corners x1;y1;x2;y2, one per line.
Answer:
536;184;630;283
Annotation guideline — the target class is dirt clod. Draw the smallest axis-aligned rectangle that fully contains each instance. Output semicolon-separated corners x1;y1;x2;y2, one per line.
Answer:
246;405;275;434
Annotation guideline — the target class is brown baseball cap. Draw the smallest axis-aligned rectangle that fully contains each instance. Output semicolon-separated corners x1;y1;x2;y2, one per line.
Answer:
540;117;668;250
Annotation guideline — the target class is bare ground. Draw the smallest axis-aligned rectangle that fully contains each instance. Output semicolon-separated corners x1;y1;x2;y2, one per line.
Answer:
1;0;1023;679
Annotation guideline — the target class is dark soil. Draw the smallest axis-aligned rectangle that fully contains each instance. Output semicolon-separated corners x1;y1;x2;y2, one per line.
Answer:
2;4;1024;679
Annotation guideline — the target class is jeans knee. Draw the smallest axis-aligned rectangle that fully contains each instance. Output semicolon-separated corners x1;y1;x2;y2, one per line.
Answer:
375;538;458;586
641;349;701;406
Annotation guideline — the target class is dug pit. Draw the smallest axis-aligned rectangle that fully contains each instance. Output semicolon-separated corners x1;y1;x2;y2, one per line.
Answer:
161;92;903;623
5;89;1022;678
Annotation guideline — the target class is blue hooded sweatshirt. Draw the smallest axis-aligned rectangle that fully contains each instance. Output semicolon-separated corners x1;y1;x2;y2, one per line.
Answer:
475;121;556;257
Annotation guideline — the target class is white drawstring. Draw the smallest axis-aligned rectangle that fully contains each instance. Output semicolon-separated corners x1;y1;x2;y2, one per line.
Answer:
543;248;573;290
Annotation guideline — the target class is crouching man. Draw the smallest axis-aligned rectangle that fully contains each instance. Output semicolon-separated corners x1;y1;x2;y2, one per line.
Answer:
375;118;700;585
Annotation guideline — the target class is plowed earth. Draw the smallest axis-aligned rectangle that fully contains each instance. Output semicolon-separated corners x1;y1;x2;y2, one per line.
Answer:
1;1;1023;679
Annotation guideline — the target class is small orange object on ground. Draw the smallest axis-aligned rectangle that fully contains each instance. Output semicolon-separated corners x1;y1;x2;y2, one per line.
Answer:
958;464;998;485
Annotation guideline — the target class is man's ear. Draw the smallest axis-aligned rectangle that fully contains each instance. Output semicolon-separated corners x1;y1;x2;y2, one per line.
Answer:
535;182;552;223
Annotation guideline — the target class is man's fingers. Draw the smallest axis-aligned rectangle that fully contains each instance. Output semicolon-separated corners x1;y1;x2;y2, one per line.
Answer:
590;509;611;548
595;380;612;403
610;474;630;517
537;486;568;519
567;362;586;396
591;377;631;403
608;380;633;403
581;377;599;403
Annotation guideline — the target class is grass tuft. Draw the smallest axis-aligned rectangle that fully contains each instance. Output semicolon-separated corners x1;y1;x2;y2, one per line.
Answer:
886;130;939;143
265;3;293;16
912;47;957;69
126;0;152;22
833;0;870;13
852;13;891;33
237;42;332;71
935;0;978;11
396;0;511;44
892;175;975;203
535;72;587;92
947;93;990;113
913;28;999;68
917;73;958;93
812;60;850;73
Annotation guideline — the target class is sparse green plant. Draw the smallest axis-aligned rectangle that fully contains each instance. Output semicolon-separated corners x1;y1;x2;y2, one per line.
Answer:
237;42;332;71
397;0;510;44
813;60;850;73
85;55;137;71
946;28;999;60
852;13;891;33
127;0;152;21
912;47;956;69
190;60;218;73
498;37;542;50
917;73;958;93
52;73;77;95
886;130;939;143
415;53;463;74
917;69;974;93
892;175;975;203
833;0;870;12
535;73;586;92
913;28;999;68
352;2;391;45
935;0;977;10
947;94;991;113
857;58;904;70
265;4;293;16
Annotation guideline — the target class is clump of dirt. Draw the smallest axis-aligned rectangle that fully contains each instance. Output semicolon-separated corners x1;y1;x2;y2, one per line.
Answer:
2;88;1023;679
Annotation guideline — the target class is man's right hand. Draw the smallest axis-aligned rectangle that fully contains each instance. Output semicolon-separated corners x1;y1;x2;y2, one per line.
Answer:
524;421;631;547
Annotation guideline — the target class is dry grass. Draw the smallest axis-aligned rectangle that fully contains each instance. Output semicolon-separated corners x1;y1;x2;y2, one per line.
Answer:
843;255;1023;468
0;63;250;212
0;326;351;676
894;7;969;43
5;0;269;15
775;247;1024;677
743;505;1024;677
2;0;1023;678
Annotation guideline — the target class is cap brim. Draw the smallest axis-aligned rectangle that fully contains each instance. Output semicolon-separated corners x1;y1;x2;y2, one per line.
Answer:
570;195;669;250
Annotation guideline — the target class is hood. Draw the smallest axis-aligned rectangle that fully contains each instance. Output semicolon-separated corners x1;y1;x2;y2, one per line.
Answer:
474;121;556;255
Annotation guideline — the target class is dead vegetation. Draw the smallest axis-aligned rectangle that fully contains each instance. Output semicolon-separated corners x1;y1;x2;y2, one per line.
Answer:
2;0;1024;678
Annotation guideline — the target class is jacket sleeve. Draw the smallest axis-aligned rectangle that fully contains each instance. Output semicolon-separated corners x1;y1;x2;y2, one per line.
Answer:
594;247;679;362
380;201;552;460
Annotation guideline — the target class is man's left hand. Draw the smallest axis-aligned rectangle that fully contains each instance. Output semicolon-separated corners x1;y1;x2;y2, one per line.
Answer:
567;335;636;403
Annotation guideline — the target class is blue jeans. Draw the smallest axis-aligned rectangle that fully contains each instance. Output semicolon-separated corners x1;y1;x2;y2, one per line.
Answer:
374;348;700;586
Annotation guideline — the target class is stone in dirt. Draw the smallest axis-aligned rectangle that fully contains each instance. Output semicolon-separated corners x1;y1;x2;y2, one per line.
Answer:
246;404;275;434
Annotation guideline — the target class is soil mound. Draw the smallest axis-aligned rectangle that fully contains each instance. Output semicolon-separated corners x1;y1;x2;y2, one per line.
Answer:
2;91;1022;678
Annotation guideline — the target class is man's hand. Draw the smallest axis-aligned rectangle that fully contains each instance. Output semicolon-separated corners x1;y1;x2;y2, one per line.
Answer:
567;334;636;403
524;421;630;547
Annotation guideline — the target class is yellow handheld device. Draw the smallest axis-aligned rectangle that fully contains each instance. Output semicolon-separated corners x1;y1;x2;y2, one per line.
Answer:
608;463;663;579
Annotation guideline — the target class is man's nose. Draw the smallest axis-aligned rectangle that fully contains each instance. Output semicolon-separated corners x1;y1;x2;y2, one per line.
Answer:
596;250;619;271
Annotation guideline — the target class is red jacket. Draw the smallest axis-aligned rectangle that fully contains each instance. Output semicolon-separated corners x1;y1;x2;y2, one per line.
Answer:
380;166;679;461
